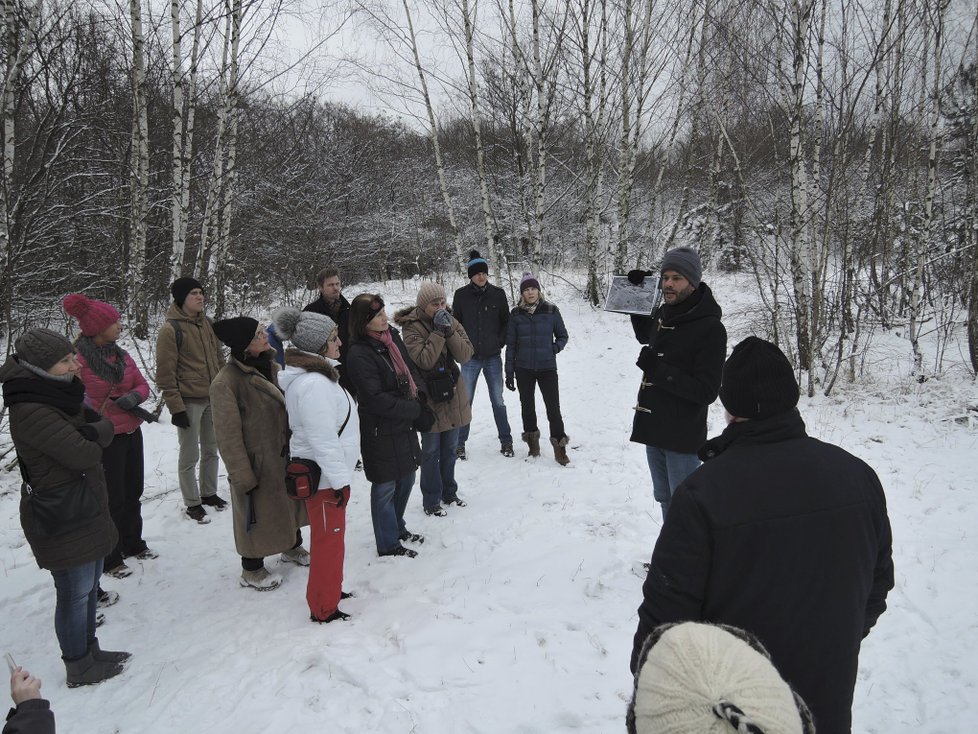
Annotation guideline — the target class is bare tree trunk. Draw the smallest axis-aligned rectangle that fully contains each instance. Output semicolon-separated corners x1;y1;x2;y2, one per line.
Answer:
461;0;495;251
908;0;948;373
402;0;463;271
129;0;150;338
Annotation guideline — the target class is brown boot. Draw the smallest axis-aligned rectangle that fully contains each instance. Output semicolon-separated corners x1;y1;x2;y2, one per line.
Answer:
522;430;541;457
550;436;570;466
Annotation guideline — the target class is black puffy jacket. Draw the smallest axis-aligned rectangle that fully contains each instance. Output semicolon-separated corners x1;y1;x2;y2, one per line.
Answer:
629;283;725;453
345;328;423;484
452;282;510;359
631;410;894;734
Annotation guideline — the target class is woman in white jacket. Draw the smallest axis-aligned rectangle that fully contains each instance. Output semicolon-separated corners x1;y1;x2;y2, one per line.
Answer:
272;307;359;623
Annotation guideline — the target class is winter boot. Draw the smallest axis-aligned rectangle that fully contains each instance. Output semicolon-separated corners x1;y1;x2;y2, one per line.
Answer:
522;430;541;458
550;436;570;466
65;648;125;688
280;546;311;566
90;639;132;664
500;442;514;458
240;567;283;591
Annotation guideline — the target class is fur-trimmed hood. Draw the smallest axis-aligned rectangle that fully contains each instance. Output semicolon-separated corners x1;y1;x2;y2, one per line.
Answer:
280;348;339;383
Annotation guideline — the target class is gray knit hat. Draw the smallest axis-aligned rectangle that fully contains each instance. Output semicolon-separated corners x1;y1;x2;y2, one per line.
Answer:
272;306;337;354
15;328;74;371
660;247;702;288
416;281;447;309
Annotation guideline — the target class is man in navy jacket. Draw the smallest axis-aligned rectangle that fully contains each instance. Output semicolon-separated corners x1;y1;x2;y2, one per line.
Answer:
452;250;513;459
631;337;894;734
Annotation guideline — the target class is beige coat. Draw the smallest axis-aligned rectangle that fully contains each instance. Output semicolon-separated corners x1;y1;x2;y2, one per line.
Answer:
395;306;474;434
209;354;307;559
155;303;226;414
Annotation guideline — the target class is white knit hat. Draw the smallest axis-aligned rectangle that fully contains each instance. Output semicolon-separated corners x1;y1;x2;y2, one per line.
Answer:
629;623;808;734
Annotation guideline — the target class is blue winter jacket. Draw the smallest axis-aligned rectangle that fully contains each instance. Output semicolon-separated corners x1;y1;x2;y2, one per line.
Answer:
505;301;568;377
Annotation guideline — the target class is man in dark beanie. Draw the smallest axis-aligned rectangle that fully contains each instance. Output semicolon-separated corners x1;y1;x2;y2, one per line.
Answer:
626;247;726;520
631;336;894;734
156;276;226;523
452;250;513;459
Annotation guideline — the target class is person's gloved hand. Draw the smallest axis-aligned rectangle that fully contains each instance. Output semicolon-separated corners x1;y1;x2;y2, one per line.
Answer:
433;308;453;336
627;269;654;285
333;486;350;507
113;391;143;411
413;403;436;433
505;376;516;392
171;411;191;429
636;346;660;375
80;417;114;447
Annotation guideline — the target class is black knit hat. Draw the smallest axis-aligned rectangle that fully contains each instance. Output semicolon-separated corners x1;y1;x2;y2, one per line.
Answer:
660;247;702;288
15;328;74;371
467;250;489;279
170;277;203;307
213;317;259;358
720;337;800;419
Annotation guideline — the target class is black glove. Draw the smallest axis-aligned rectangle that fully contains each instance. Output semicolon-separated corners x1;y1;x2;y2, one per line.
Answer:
413;403;436;433
171;411;191;429
627;269;653;286
636;346;660;374
79;417;114;448
433;308;453;336
113;391;143;411
333;487;349;508
505;376;516;392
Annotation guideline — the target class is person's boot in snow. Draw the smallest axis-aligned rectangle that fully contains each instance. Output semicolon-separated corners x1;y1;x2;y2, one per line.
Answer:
280;546;311;566
550;436;570;466
311;609;350;623
200;494;228;510
522;431;541;458
89;639;132;664
65;648;125;687
97;587;119;608
240;567;283;591
456;445;467;460
500;442;514;457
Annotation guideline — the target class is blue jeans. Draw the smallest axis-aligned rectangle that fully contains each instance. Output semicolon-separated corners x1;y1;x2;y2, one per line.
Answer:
420;428;460;510
458;357;512;447
645;446;701;521
51;559;102;660
370;472;416;554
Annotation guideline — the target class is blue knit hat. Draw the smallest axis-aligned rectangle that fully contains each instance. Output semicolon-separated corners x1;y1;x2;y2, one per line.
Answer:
467;250;489;279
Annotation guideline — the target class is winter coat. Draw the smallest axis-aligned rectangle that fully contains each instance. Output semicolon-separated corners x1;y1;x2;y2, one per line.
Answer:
505;301;568;377
278;350;359;491
451;282;509;359
209;353;307;559
155;303;225;414
0;357;116;571
395;306;474;434
76;347;149;434
631;410;894;734
3;699;55;734
629;283;726;453
345;329;423;484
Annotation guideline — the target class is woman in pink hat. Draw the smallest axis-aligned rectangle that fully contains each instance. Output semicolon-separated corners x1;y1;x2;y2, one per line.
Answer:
63;294;155;580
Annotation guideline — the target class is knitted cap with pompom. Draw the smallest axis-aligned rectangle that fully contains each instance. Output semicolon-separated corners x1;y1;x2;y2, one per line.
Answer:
272;306;336;354
62;293;121;338
467;250;489;279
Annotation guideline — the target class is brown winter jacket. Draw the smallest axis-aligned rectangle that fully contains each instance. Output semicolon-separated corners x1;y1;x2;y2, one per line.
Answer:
395;306;474;434
0;358;116;571
155;303;225;414
209;353;307;559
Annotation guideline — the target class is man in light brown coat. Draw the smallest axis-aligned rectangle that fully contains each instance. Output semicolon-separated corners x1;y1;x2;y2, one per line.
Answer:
395;281;474;517
156;277;226;523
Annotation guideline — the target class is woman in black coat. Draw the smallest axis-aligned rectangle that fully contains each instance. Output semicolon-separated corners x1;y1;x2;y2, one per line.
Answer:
345;294;431;558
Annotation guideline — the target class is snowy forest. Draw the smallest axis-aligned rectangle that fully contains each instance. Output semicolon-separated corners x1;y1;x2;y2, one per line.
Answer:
1;0;977;389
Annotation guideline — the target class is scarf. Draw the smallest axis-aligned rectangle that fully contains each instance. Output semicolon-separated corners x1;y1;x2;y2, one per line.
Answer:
2;366;86;413
660;285;703;322
521;301;540;315
368;328;417;397
242;352;274;383
75;335;127;385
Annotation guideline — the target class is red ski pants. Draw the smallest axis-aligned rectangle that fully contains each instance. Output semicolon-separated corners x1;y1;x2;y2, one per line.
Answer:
303;487;349;621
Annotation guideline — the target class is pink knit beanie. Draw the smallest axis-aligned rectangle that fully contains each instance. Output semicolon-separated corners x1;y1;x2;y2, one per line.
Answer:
63;293;121;337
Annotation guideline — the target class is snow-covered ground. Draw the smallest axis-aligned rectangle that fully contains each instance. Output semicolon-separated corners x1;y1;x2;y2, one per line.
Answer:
1;272;975;733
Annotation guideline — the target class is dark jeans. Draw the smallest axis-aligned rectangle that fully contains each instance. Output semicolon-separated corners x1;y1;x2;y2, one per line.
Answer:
102;429;146;570
242;529;303;571
420;428;460;510
51;559;102;660
370;472;415;554
515;368;565;439
457;356;512;447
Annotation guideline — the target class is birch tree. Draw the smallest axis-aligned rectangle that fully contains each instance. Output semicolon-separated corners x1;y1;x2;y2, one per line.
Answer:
128;0;150;337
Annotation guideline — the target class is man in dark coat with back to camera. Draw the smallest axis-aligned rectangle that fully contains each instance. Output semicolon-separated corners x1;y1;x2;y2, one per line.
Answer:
628;246;726;520
452;250;514;459
630;337;894;734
